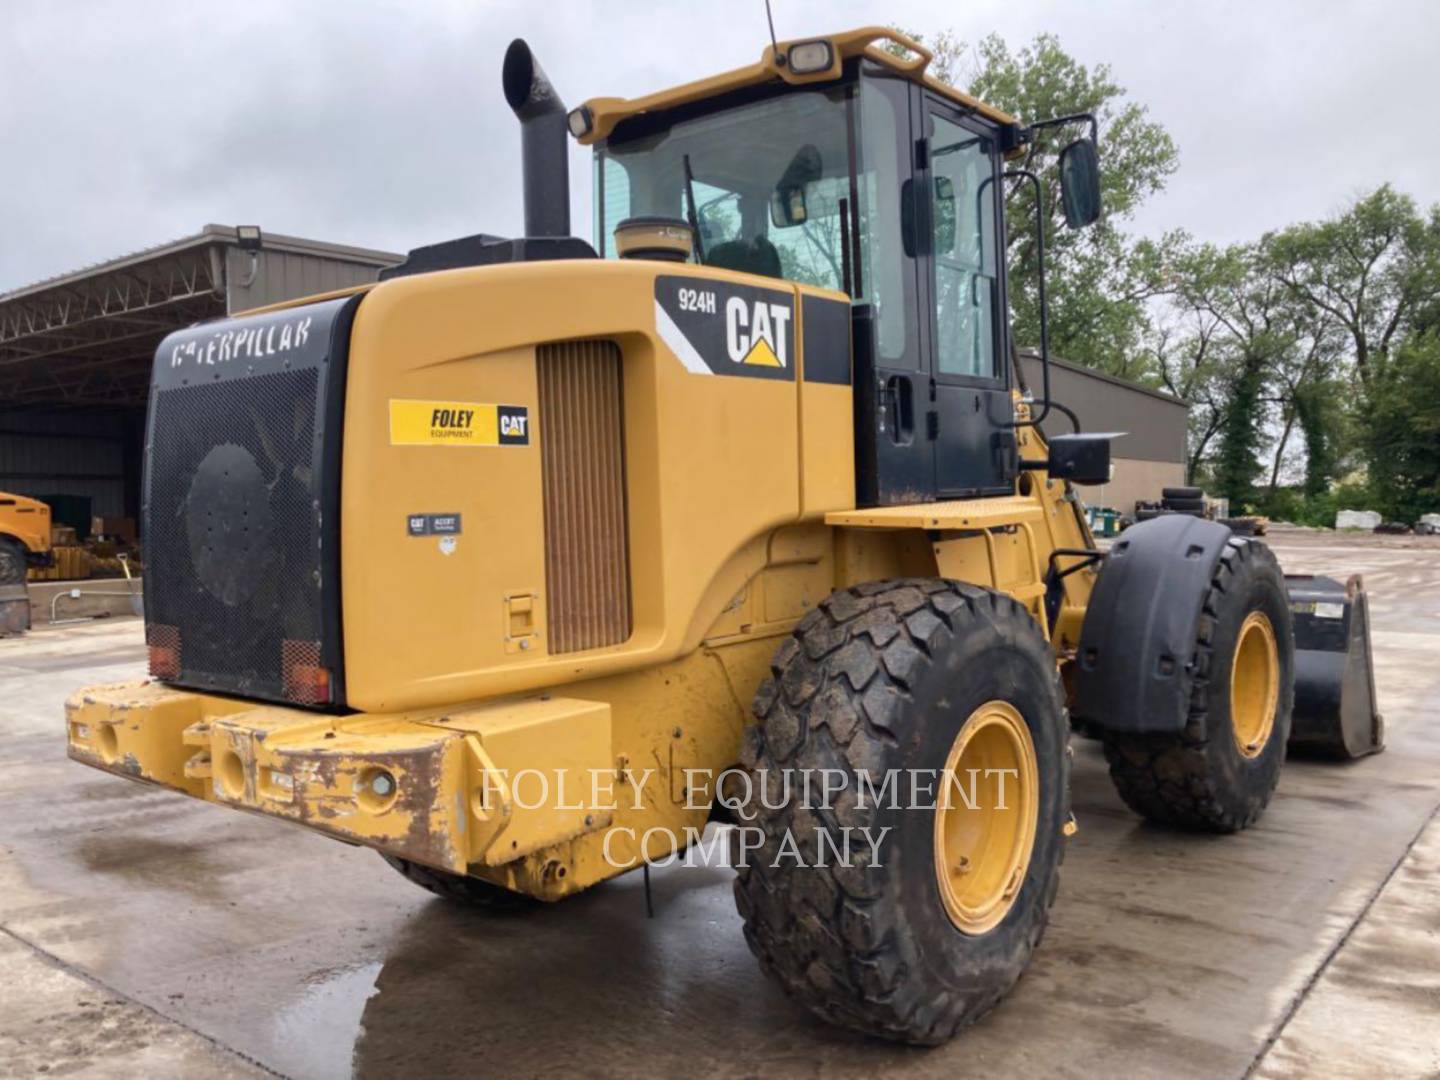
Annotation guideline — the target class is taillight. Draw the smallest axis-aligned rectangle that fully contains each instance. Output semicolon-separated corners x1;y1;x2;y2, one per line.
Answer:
281;640;331;706
146;624;181;680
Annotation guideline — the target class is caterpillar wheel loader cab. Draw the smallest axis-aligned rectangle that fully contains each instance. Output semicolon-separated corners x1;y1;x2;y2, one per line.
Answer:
66;26;1380;1044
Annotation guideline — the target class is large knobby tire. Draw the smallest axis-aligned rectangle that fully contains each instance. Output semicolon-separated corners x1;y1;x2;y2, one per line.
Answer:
0;538;26;586
380;854;536;910
1102;538;1294;832
734;580;1070;1045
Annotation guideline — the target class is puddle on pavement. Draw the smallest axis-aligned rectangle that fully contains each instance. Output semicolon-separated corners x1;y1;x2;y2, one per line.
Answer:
270;961;382;1080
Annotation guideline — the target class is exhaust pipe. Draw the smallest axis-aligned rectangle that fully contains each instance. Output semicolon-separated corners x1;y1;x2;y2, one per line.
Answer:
502;39;571;238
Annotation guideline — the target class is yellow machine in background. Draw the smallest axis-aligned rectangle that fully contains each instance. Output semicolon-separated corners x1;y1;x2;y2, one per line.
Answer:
0;491;51;586
66;27;1377;1044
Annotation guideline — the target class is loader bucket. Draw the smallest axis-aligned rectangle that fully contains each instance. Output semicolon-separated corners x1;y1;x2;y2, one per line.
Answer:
1284;574;1384;759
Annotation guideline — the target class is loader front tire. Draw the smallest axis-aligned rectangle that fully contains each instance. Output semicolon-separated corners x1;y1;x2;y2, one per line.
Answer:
1101;537;1294;832
0;538;26;586
380;854;535;910
734;580;1070;1044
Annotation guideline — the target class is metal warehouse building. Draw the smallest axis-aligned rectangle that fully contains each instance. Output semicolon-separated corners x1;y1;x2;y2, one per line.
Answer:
1018;349;1188;513
0;225;400;525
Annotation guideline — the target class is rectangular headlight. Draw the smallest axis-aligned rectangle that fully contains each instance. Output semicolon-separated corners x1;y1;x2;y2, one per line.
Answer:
786;40;834;75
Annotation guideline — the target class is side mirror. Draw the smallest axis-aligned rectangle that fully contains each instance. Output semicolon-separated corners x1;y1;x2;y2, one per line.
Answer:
1058;138;1102;229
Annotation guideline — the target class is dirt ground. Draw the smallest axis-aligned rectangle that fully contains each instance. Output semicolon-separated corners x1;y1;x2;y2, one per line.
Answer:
1;526;1437;1078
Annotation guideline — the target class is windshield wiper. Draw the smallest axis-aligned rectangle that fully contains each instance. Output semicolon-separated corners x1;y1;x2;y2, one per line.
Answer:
683;153;707;264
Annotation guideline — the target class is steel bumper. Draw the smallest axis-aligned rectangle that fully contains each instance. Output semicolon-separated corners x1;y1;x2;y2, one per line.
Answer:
66;681;614;876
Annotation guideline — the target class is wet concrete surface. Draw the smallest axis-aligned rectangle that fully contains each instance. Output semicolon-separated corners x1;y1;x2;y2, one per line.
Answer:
0;929;264;1078
1;529;1437;1078
1254;809;1440;1078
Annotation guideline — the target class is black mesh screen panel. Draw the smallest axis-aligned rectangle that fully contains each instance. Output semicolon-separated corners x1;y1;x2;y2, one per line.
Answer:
142;295;358;706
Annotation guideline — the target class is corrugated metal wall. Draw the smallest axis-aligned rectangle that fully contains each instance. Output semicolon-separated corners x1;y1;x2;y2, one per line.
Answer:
0;408;138;519
1015;352;1190;512
1017;352;1187;464
224;248;386;312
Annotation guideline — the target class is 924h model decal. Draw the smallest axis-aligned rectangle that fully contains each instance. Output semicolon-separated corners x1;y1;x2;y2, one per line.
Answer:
654;275;795;381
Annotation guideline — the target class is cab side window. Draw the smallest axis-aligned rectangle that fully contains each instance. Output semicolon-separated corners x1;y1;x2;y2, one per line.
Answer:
856;75;914;367
930;115;999;380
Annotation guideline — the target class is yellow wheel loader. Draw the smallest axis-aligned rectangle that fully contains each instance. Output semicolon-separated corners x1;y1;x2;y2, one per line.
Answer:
66;27;1381;1044
0;491;52;586
1;491;51;635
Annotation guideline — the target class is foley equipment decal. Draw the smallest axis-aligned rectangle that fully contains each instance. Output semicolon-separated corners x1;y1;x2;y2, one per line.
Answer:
389;400;530;447
654;275;795;381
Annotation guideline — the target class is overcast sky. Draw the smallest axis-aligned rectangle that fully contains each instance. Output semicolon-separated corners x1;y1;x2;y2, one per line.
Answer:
4;0;1439;292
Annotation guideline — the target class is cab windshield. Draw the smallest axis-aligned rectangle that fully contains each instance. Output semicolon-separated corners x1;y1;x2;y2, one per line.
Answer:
595;87;855;291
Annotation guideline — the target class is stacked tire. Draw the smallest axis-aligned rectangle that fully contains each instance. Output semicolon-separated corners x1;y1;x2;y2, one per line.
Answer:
1160;486;1206;517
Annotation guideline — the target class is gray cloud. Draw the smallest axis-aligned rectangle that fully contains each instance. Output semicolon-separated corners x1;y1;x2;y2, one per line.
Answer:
4;0;1438;291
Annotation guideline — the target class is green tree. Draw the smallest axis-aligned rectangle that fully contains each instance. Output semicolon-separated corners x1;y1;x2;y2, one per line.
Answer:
1147;260;1233;482
1269;188;1440;512
1161;242;1292;501
1155;232;1360;504
1360;332;1440;520
1292;377;1344;497
1269;186;1440;385
1259;295;1347;493
1213;357;1267;500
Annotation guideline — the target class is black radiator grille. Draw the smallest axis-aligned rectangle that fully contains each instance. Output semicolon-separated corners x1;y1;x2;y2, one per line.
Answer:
146;370;322;700
143;295;355;707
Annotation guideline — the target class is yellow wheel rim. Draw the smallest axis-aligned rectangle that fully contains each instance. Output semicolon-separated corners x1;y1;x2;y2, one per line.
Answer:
1231;610;1279;759
934;701;1039;935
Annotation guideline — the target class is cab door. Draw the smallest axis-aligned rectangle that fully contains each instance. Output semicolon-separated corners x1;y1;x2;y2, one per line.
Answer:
919;99;1014;497
851;71;932;506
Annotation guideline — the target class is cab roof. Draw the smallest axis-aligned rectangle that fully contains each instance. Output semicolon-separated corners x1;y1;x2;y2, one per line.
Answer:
575;26;1021;148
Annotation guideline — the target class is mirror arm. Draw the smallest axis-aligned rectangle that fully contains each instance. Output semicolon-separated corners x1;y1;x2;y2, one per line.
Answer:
1003;168;1051;430
1023;111;1099;146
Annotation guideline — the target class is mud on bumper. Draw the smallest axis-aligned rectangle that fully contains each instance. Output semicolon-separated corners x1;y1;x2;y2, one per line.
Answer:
66;681;614;884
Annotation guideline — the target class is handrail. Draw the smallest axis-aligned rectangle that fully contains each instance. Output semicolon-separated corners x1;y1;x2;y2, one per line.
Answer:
851;27;934;74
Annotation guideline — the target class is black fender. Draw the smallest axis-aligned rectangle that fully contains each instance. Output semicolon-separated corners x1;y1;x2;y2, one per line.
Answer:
1072;515;1233;733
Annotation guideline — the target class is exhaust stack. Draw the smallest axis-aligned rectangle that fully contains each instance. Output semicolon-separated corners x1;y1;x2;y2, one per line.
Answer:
502;39;571;238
